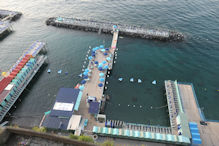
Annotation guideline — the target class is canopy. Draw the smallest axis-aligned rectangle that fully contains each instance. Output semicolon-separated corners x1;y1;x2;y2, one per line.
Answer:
104;52;108;56
83;75;88;79
105;48;109;51
100;45;104;48
98;83;103;87
94;61;98;64
102;61;107;64
81;80;86;84
99;63;103;67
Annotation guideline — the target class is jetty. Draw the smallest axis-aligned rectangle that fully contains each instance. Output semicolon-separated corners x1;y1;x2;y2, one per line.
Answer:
0;41;47;122
46;17;184;41
0;9;22;22
0;10;22;39
0;21;11;38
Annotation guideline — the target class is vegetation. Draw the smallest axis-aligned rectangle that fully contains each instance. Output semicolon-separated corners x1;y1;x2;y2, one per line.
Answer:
69;133;79;140
78;135;94;143
101;140;114;146
69;134;94;143
32;126;47;133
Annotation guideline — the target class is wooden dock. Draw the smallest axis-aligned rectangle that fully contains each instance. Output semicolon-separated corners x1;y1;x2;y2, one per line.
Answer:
178;83;219;146
46;17;184;41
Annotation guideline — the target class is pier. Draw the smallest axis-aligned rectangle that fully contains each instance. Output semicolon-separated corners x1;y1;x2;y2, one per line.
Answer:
46;17;184;41
0;41;47;122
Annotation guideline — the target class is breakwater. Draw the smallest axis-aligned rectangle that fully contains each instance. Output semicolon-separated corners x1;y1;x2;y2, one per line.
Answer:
46;17;184;41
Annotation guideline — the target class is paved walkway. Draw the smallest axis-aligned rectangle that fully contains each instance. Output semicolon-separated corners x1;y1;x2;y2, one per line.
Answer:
178;83;219;146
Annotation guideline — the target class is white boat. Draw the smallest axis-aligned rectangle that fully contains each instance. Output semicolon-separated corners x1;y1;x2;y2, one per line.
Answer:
130;78;134;82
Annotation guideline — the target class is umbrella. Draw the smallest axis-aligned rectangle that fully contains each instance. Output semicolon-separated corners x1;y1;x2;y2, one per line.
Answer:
99;73;104;77
92;51;96;54
106;57;111;61
83;72;88;76
85;68;90;72
100;45;104;48
81;80;86;84
100;78;105;82
92;53;96;57
102;61;107;64
88;56;93;60
105;48;109;51
98;83;103;87
99;63;103;67
83;75;88;79
101;49;106;52
98;67;103;71
94;61;98;64
79;85;84;90
103;65;109;70
104;52;108;56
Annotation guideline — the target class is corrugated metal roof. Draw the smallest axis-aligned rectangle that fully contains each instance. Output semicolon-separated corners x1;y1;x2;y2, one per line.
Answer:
89;101;100;114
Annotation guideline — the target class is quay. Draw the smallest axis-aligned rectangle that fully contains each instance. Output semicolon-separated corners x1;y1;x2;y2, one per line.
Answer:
46;17;184;41
0;41;47;122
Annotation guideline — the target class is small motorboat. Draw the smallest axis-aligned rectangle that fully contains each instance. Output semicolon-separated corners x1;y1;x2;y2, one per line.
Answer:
57;70;62;74
130;78;134;82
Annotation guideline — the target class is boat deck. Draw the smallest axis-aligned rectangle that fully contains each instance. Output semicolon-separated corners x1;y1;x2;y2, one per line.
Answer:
178;83;219;146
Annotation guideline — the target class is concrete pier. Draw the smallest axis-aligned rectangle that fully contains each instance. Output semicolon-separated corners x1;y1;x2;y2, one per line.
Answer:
46;17;184;41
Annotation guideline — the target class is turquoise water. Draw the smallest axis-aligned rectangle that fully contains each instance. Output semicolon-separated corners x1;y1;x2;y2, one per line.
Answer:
0;0;219;127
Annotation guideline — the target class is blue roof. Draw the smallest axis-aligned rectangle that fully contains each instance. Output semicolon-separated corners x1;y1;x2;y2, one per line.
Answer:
89;101;100;114
50;88;80;117
42;115;70;130
189;122;202;145
56;88;80;103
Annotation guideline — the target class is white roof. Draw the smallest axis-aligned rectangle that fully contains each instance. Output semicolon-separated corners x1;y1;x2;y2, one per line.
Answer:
5;84;14;91
53;102;74;111
67;115;82;130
